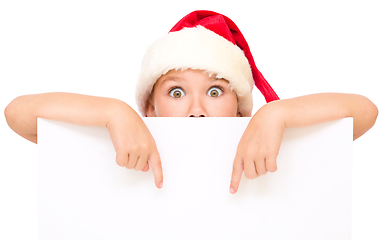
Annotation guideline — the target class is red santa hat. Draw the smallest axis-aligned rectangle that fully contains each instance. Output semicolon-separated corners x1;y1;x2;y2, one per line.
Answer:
136;10;279;116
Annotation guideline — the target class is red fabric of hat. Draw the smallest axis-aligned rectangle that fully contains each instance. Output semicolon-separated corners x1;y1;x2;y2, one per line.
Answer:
170;10;279;103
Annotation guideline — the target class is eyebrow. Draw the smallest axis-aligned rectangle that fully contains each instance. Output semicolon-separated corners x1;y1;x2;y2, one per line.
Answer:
162;76;185;83
159;75;229;88
158;76;183;87
212;78;229;83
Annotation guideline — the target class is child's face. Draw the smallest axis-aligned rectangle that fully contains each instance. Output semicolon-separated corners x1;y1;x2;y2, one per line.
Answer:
146;69;240;117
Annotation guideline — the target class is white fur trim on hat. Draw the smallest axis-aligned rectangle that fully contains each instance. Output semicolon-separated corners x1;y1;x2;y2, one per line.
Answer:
135;26;254;116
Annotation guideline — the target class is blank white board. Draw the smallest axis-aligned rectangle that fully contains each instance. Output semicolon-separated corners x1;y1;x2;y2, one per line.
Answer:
38;118;352;240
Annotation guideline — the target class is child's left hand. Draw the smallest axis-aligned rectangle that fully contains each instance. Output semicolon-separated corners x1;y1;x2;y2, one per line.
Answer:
229;103;285;194
229;93;378;194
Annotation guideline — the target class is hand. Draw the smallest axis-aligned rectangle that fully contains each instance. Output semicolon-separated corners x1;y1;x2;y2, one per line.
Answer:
230;103;285;194
107;105;163;189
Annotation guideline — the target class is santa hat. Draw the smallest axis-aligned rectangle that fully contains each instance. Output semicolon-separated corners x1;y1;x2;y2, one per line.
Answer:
136;10;279;116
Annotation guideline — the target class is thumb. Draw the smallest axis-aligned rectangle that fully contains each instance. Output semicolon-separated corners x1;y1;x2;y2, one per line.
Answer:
230;157;243;194
148;151;163;189
142;162;150;172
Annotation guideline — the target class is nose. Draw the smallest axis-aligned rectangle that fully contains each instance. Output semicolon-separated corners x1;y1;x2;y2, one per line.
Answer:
187;97;208;117
189;114;206;117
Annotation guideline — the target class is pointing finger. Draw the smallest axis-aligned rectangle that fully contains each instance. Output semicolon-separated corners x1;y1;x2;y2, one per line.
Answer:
148;151;163;189
230;157;243;194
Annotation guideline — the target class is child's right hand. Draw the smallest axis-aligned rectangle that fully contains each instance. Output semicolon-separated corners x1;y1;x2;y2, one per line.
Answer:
107;106;163;189
5;93;163;188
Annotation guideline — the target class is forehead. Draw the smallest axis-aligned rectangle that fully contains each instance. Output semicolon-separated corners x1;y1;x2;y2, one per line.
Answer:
156;69;228;87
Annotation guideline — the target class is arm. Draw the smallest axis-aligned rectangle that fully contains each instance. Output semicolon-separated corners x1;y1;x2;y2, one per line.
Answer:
5;92;124;143
266;93;378;140
230;93;378;194
4;92;163;188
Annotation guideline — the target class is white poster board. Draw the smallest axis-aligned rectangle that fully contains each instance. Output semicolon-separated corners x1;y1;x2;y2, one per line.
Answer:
38;118;352;240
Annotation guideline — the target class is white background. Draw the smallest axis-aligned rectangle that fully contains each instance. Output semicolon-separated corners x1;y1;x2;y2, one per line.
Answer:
0;0;384;239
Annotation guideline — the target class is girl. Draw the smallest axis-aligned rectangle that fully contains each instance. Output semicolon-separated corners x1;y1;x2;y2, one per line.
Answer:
4;10;378;194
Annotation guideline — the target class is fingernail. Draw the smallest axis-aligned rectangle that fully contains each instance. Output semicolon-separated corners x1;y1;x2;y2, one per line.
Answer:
230;187;235;194
159;182;163;189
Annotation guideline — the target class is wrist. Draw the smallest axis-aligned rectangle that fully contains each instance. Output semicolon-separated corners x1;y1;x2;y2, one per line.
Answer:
106;99;138;128
256;100;286;128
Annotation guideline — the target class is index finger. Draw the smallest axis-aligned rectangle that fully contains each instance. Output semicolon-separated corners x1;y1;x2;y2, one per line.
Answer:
148;151;163;189
230;157;243;194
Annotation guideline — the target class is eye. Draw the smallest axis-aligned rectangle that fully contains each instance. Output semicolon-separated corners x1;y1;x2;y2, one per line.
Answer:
207;87;223;97
169;88;185;98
